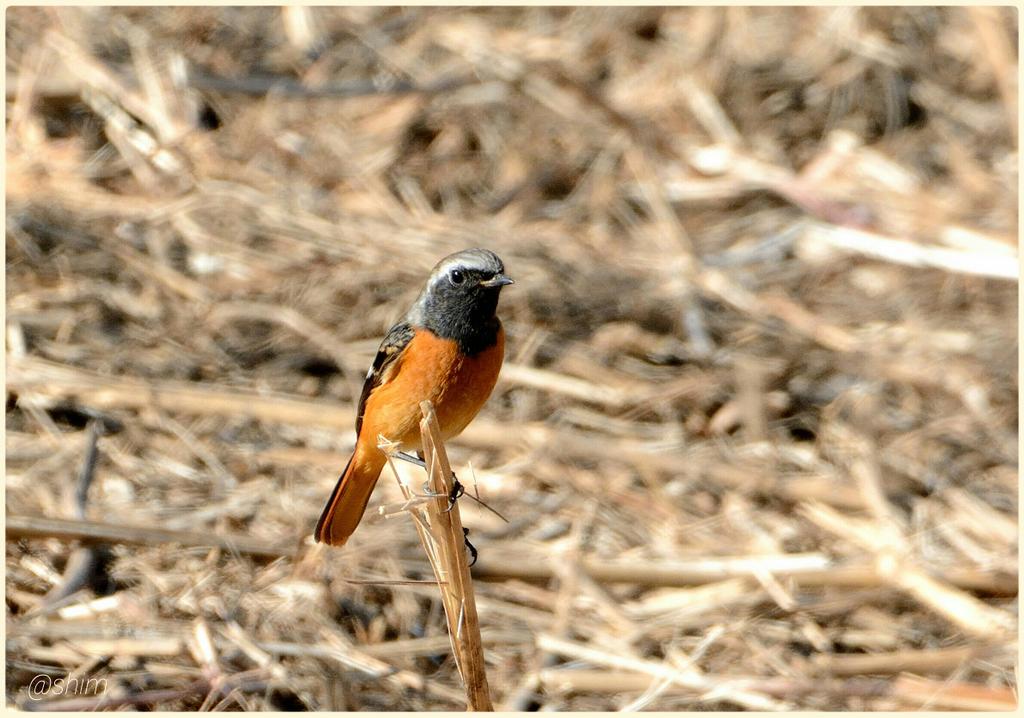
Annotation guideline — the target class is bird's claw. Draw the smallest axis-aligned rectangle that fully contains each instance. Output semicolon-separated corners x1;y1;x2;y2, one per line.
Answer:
463;527;478;567
443;479;465;513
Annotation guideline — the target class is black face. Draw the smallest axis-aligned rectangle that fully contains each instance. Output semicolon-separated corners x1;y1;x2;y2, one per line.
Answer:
414;249;512;355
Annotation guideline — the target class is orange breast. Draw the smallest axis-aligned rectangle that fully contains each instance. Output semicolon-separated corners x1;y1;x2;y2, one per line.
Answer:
360;325;504;451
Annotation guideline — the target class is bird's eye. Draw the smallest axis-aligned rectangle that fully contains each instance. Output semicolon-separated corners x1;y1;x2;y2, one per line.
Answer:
449;269;465;285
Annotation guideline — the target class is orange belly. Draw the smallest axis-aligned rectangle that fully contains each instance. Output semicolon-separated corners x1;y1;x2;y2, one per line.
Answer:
360;325;504;451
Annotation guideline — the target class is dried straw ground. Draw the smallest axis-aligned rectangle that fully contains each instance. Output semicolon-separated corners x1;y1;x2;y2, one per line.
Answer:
5;6;1019;711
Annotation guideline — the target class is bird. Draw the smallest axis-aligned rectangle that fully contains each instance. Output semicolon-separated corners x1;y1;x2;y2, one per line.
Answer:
315;248;513;546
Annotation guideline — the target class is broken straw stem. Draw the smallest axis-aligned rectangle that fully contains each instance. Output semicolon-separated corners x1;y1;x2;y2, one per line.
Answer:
417;401;493;711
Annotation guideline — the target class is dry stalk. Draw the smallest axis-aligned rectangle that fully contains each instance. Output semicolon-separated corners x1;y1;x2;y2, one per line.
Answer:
799;501;1017;639
812;644;1000;677
384;401;494;711
5;515;292;559
317;631;468;705
802;221;1018;280
537;634;791;711
465;550;1017;595
538;670;1018;711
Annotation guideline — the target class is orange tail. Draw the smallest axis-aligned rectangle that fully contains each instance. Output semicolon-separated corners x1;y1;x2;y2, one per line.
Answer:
314;443;386;546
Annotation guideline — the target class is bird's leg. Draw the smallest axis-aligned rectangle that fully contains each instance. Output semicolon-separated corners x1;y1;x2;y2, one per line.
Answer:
408;450;476;559
417;450;439;496
420;472;465;512
412;456;506;522
393;451;426;468
393;450;459;507
389;450;450;499
412;450;463;510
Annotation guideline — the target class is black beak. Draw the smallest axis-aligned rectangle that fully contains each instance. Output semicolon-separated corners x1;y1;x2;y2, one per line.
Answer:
480;273;514;288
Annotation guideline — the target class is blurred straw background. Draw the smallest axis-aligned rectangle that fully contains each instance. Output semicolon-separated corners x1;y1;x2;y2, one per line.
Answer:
5;6;1018;711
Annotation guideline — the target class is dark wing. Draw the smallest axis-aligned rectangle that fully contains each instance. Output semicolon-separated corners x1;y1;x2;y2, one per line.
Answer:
355;322;415;437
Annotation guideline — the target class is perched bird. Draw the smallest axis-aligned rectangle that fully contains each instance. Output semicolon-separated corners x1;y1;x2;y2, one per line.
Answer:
315;248;513;546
